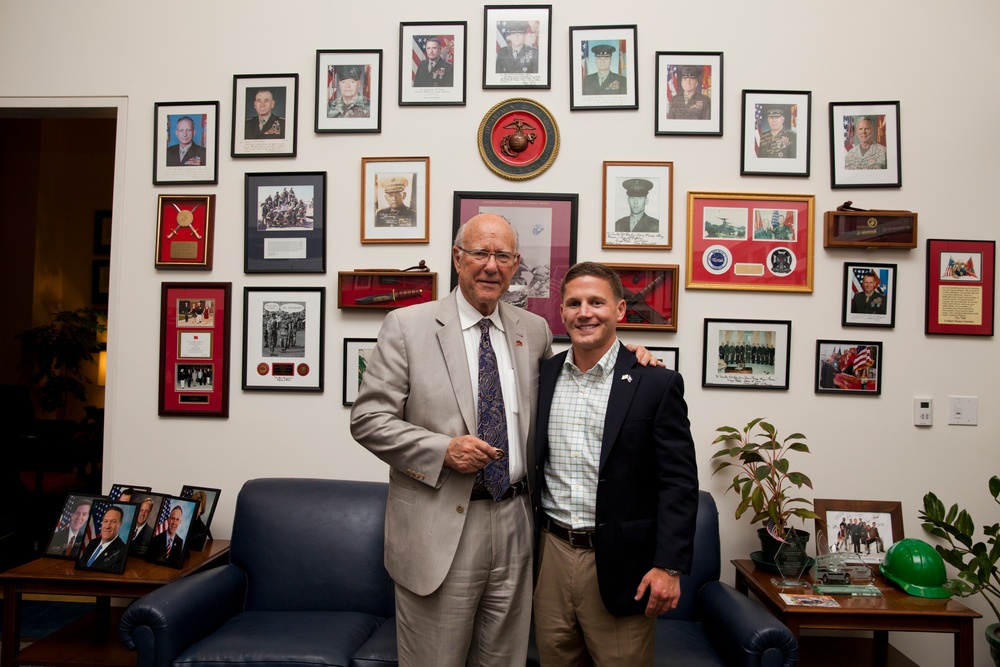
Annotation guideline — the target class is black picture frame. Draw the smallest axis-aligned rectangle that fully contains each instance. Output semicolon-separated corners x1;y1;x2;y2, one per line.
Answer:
180;485;221;552
315;49;383;133
482;5;552;90
702;318;791;390
242;286;326;392
399;21;468;106
815;339;883;396
74;500;139;575
92;259;110;306
145;495;200;569
108;484;151;502
93;209;112;254
152;101;220;185
842;262;897;328
44;493;105;561
654;51;723;136
231;73;299;158
740;89;811;177
343;337;378;406
244;172;326;273
829;101;902;188
128;492;166;556
568;24;638;111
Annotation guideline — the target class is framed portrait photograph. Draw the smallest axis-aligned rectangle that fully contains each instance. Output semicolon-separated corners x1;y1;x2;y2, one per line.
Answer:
604;263;679;332
741;90;811;177
155;194;215;270
829;101;901;188
602;161;672;249
43;493;105;561
245;171;326;273
180;485;221;552
569;25;638;111
815;339;883;395
399;22;467;106
654;51;722;136
108;485;151;503
127;492;167;556
159;283;232;418
75;499;138;574
145;495;199;569
338;271;437;310
842;262;897;328
153;101;219;185
243;286;325;392
231;73;298;158
453;191;578;339
343;338;377;406
315;50;382;133
702;318;791;390
925;238;996;336
483;5;552;89
823;208;917;249
360;157;430;243
814;498;902;564
686;192;814;292
94;209;112;255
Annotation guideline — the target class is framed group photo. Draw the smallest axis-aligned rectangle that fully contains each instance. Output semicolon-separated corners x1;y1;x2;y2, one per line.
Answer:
242;286;325;392
814;498;902;563
245;172;326;273
343;338;377;406
702;318;791;390
569;25;638;111
315;50;382;133
152;101;219;185
232;73;298;157
815;339;883;395
604;263;679;332
925;238;996;336
602;161;672;249
829;101;901;188
654;52;722;136
399;22;467;106
741;90;811;177
360;157;430;243
483;5;552;89
842;262;897;328
155;194;216;270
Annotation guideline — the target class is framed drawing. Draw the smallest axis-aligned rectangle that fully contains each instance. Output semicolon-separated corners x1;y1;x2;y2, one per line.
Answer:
360;157;430;243
159;282;232;417
245;172;326;273
338;271;437;310
399;22;467;106
741;90;811;177
315;50;382;133
842;262;897;328
452;191;578;339
128;492;166;556
75;500;138;574
343;338;378;406
152;101;219;185
823;208;917;249
231;73;298;157
702;318;791;390
155;194;215;270
43;493;104;560
814;498;902;563
145;495;199;569
243;286;325;392
815;339;882;395
925;238;996;336
93;209;112;255
602;161;672;249
180;485;221;552
604;263;678;332
483;5;552;89
829;101;901;188
654;51;722;136
686;192;814;292
569;25;638;111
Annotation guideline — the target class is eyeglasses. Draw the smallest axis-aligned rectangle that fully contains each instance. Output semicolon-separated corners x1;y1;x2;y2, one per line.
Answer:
456;245;518;266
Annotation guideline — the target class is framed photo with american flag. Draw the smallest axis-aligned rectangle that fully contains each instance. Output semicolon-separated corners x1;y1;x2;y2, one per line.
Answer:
842;262;897;328
654;51;722;136
568;24;638;111
815;339;883;396
829;101;901;188
145;495;200;569
741;90;811;177
74;498;139;574
44;493;107;561
179;485;222;552
128;492;168;556
399;21;467;106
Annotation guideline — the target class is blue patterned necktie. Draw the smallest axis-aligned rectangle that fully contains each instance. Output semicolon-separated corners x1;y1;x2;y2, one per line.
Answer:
477;318;510;501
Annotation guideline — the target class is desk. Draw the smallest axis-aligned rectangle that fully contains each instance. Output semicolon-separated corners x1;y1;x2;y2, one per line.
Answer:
733;559;981;667
1;540;230;667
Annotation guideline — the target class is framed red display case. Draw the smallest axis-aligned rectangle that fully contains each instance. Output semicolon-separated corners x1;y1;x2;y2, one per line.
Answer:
604;263;679;331
155;195;215;270
337;271;437;310
925;238;995;336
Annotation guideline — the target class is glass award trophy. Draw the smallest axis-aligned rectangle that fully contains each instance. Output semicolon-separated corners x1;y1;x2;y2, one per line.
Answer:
771;529;811;588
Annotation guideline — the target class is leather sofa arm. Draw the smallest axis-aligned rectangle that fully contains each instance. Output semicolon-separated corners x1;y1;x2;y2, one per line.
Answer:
697;582;799;667
119;565;248;667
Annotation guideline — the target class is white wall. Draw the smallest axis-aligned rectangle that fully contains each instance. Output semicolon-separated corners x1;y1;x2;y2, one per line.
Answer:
3;1;997;663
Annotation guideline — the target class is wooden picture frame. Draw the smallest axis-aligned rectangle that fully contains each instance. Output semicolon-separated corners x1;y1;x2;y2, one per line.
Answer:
829;101;901;188
654;51;722;136
741;90;811;177
702;318;790;390
244;172;326;273
568;24;638;111
242;286;325;392
155;194;215;270
925;238;996;336
153;101;219;185
815;339;883;395
343;337;377;406
482;5;552;89
842;262;897;328
399;21;467;106
602;161;672;249
145;495;199;569
360;157;430;243
338;271;437;310
231;73;298;158
315;49;382;133
814;498;903;564
604;263;678;332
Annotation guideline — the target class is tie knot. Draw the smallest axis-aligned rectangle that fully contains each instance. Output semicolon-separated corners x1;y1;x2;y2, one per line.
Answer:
480;318;491;334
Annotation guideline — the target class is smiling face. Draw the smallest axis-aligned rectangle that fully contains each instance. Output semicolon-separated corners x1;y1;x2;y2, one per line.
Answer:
681;75;698;94
862;274;877;295
453;214;519;316
70;503;91;531
167;507;183;536
560;274;625;365
137;500;153;524
856;118;873;148
768;113;785;132
100;507;122;542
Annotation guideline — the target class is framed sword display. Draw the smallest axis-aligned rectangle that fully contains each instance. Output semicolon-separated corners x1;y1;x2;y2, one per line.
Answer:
155;195;216;270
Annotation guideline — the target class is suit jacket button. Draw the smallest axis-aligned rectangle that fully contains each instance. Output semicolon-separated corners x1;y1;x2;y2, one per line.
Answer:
456;505;465;514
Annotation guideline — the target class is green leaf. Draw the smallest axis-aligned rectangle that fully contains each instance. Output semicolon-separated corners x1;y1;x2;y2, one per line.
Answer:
990;476;1000;500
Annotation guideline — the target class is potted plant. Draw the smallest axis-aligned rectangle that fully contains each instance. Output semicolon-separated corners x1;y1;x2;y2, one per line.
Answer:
919;476;1000;666
709;417;820;564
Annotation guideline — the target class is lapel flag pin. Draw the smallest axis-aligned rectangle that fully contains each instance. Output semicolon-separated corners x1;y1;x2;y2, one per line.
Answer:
621;374;632;383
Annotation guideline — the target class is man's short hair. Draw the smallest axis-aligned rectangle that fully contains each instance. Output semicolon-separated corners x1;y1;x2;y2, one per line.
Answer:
74;498;93;511
105;506;124;522
561;261;624;302
175;117;195;129
855;116;873;127
424;38;440;48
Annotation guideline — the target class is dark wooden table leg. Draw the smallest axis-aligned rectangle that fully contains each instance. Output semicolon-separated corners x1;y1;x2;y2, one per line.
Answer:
956;618;974;667
2;583;21;667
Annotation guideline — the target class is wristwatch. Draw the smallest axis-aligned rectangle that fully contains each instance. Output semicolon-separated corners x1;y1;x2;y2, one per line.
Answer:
663;568;681;576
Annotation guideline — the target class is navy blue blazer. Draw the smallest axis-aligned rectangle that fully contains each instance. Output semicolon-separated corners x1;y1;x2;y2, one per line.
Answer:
534;343;698;616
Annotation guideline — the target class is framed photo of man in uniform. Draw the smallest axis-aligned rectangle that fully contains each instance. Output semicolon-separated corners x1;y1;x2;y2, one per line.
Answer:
569;25;638;111
360;156;430;243
399;22;467;106
740;90;811;177
655;52;722;136
483;5;552;90
153;101;219;185
829;101;902;188
841;261;897;328
231;73;298;158
602;161;672;249
315;50;382;134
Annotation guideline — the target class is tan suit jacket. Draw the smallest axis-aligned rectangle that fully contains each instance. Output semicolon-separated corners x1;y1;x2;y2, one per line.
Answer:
351;290;552;595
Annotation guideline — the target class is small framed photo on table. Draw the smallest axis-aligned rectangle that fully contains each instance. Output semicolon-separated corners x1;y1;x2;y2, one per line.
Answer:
483;5;552;89
842;262;897;328
232;73;298;158
243;286;325;392
741;90;811;177
343;338;378;406
128;492;166;556
702;318;791;390
180;485;221;552
829;101;901;188
44;493;106;561
399;22;467;106
145;495;199;569
925;238;996;336
315;50;382;133
602;161;672;249
655;51;722;136
361;157;430;243
815;339;883;395
603;263;679;332
155;195;215;270
245;172;326;273
569;25;638;111
813;498;902;563
75;500;139;574
153;101;219;185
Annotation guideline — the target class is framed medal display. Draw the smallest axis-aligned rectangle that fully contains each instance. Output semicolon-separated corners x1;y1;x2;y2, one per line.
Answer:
155;195;216;270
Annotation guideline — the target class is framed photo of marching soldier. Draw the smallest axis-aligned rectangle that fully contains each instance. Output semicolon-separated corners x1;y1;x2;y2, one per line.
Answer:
360;157;430;243
702;318;791;390
569;25;638;111
815;339;883;396
399;22;467;106
740;90;811;177
343;338;377;406
829;101;901;188
153;101;219;185
242;286;325;392
232;74;298;158
155;195;215;270
315;50;382;133
602;161;672;249
603;264;679;332
654;52;722;136
244;172;326;273
842;262;897;328
483;5;552;89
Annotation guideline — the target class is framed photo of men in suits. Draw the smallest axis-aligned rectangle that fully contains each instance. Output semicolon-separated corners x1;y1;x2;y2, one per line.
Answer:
568;25;638;111
232;73;299;158
44;493;105;561
602;161;672;249
145;495;199;569
483;5;552;90
399;22;467;106
128;492;167;556
153;101;219;185
75;499;139;574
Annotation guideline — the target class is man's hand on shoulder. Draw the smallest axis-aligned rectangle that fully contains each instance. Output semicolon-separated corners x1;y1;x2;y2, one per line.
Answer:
625;343;662;367
443;435;503;473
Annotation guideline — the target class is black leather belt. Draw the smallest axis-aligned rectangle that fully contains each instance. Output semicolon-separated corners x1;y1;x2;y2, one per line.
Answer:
470;478;528;501
543;515;595;549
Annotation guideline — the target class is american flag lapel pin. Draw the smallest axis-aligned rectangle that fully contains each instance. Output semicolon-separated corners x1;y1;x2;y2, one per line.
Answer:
515;340;523;347
621;374;632;383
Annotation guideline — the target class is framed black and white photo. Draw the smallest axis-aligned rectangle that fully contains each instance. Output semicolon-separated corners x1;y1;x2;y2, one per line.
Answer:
815;339;883;395
829;101;901;188
244;172;326;273
232;73;298;157
180;485;221;552
153;101;219;185
741;90;811;177
655;52;722;136
842;262;897;328
242;287;325;392
399;22;467;106
702;318;791;390
483;5;552;89
360;157;430;243
145;495;199;569
315;50;382;133
569;25;638;111
602;161;672;249
343;338;377;406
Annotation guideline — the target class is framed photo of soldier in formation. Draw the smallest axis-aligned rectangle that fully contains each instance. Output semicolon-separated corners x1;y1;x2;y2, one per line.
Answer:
568;24;638;111
399;22;467;106
654;52;722;136
702;318;791;390
244;172;327;273
231;73;298;158
740;90;811;177
360;157;430;243
315;50;382;134
242;286;325;392
483;5;552;89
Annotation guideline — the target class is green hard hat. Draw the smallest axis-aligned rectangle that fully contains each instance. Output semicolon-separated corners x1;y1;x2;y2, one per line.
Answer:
879;539;951;599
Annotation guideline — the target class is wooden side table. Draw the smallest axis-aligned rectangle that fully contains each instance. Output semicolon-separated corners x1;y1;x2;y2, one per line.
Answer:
1;539;230;667
733;559;981;667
